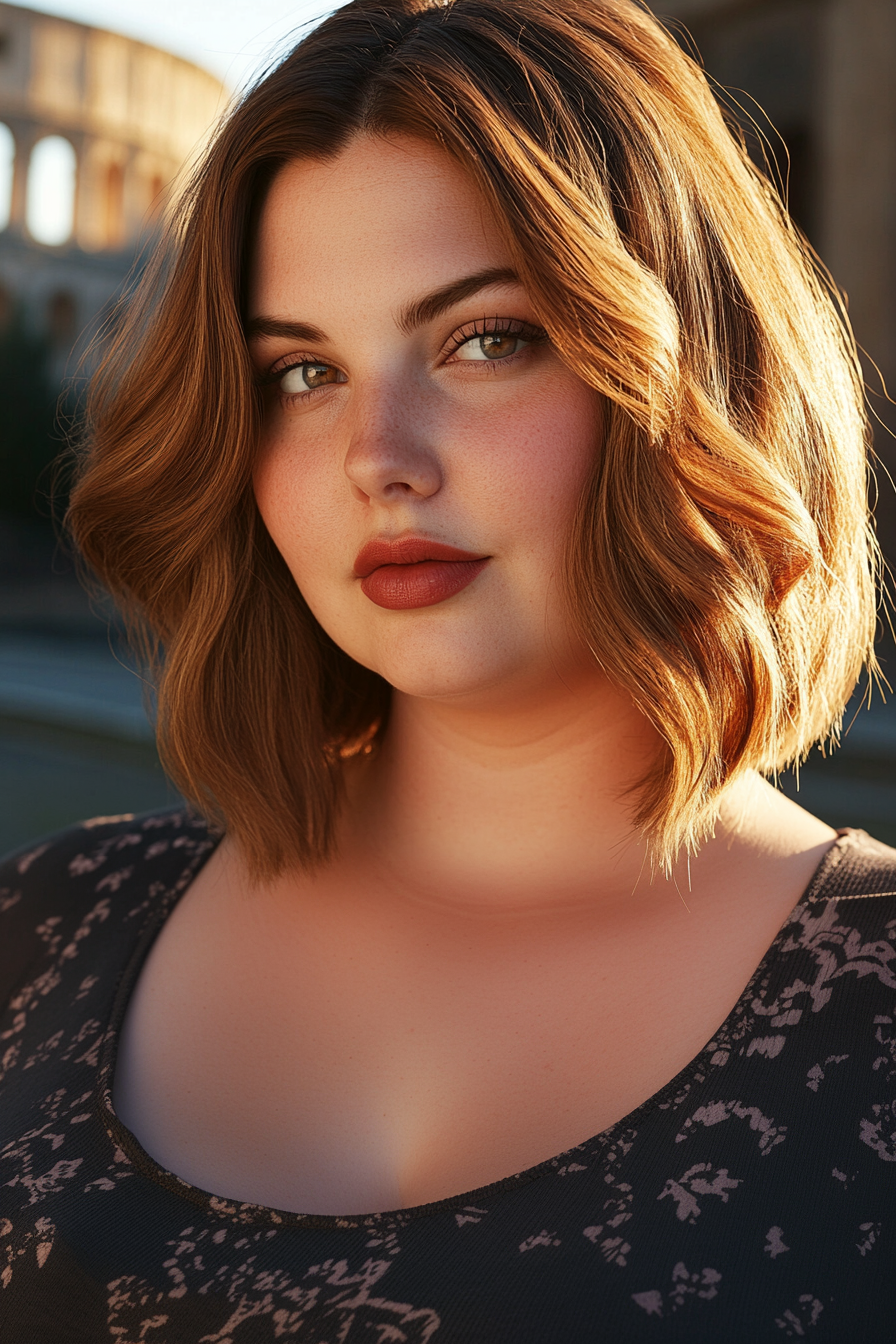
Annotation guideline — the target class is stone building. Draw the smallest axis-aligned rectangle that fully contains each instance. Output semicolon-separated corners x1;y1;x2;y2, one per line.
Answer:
0;1;226;376
660;0;896;552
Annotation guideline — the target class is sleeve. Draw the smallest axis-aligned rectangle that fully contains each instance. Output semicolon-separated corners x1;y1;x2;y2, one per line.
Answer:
0;815;144;1013
0;833;63;1014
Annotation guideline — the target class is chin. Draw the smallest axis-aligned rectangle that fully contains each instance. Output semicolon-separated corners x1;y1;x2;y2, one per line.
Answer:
379;665;506;701
303;588;541;700
347;626;525;702
370;650;514;702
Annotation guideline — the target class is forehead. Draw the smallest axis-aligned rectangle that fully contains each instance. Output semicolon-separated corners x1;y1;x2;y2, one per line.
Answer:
249;135;514;321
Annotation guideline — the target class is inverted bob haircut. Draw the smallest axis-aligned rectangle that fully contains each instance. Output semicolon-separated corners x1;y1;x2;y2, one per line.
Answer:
68;0;878;879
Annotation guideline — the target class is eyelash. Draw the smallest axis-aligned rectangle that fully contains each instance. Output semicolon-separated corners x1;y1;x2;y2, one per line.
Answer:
264;317;550;406
440;316;549;361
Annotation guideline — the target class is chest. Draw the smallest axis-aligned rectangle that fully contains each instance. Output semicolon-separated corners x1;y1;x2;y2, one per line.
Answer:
111;876;792;1217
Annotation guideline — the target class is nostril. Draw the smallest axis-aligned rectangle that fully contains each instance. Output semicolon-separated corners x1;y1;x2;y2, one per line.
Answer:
343;434;442;502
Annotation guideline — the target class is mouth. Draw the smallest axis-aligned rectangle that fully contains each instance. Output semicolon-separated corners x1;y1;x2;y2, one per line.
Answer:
353;536;490;610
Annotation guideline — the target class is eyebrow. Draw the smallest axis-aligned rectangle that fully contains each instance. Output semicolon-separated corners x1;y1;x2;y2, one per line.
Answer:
245;266;521;345
397;265;520;334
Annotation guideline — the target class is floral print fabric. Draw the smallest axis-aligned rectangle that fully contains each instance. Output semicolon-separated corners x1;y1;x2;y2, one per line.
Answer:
1;809;895;1342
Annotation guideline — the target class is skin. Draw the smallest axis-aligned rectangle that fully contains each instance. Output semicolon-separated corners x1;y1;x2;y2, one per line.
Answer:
113;135;837;1216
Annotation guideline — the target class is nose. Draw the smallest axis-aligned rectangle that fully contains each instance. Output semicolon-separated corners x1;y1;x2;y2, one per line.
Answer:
343;383;442;505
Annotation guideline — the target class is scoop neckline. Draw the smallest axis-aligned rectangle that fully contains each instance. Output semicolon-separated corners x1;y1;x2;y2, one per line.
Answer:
96;819;864;1230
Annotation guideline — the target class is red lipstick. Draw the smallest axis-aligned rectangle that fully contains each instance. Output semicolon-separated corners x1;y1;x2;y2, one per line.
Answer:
353;536;489;610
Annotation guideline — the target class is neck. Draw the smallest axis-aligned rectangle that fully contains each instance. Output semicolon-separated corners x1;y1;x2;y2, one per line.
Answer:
336;672;837;921
344;671;667;914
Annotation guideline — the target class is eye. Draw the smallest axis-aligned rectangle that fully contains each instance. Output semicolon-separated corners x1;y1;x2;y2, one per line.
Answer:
452;331;529;362
443;318;548;366
279;362;346;394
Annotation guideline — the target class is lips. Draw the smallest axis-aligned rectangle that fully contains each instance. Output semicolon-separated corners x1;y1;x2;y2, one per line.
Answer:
353;537;489;610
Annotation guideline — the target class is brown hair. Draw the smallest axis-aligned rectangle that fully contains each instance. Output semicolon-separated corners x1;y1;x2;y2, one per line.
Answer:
68;0;878;876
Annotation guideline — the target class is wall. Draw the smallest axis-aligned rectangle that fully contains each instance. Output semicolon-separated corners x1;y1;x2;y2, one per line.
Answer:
660;0;896;558
0;1;226;376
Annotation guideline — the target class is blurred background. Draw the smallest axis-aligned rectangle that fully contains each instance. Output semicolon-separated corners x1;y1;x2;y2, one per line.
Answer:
0;0;894;855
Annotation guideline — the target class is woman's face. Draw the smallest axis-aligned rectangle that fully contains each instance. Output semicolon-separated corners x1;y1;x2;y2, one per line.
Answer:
249;134;603;704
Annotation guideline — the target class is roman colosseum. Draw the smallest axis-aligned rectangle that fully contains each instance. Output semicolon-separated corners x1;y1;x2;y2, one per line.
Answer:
0;1;226;369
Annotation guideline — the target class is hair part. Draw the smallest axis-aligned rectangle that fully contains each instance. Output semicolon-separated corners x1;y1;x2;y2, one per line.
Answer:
68;0;878;878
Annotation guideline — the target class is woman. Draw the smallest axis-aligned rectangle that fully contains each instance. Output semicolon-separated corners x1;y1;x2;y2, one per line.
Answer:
2;0;894;1337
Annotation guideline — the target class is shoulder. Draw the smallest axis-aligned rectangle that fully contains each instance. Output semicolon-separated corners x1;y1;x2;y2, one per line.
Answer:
778;827;896;992
803;828;896;919
0;807;218;1012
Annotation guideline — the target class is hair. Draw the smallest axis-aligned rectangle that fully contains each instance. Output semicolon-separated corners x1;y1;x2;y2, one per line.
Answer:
67;0;878;878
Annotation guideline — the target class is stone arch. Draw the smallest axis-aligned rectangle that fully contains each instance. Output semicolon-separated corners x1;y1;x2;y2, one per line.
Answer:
103;159;125;249
148;170;166;214
26;134;77;246
0;122;14;231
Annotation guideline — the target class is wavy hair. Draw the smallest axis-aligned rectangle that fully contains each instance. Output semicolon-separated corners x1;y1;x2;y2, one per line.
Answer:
68;0;878;876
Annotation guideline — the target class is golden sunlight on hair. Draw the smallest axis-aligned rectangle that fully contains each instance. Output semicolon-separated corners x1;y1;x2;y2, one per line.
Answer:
68;0;877;878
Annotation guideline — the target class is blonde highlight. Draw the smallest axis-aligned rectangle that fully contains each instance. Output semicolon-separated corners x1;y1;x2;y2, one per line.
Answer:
68;0;878;877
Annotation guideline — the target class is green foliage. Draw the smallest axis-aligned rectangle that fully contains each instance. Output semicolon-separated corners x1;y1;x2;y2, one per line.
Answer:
0;307;62;520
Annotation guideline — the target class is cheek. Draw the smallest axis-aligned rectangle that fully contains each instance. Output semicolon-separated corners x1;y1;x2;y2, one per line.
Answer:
466;378;600;546
252;430;343;585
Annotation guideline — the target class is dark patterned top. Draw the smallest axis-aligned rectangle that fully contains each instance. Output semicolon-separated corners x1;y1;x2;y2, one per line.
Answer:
1;809;895;1342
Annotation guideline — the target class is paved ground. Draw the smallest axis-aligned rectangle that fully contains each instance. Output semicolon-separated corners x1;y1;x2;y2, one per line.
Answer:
0;632;154;740
0;629;177;855
1;627;895;859
0;716;178;856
